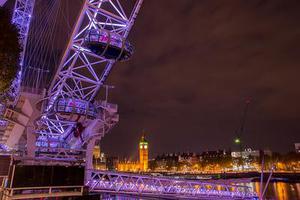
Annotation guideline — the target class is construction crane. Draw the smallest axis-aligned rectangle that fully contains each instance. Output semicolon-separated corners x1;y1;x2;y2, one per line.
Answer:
234;98;251;147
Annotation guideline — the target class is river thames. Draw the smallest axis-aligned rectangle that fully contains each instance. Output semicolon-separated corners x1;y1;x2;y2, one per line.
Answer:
247;182;299;200
100;182;300;200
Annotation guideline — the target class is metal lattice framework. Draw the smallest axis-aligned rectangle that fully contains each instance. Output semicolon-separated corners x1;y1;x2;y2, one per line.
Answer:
9;0;35;102
0;2;260;200
35;0;143;149
87;170;258;199
0;0;35;150
0;0;35;106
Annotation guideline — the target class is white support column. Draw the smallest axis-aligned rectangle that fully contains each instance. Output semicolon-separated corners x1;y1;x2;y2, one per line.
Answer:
21;92;44;156
85;137;96;183
26;126;36;157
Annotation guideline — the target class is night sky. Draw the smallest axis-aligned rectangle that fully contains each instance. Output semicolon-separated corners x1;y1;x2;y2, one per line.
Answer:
4;0;300;157
101;0;300;157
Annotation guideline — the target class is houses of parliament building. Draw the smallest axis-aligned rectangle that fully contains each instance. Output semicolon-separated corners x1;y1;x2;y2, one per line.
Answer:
117;134;149;172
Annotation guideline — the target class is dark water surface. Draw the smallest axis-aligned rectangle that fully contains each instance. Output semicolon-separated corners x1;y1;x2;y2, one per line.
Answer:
247;182;300;200
100;182;300;200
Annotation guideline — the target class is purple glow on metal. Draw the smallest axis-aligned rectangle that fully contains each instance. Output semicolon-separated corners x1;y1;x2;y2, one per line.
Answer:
0;144;10;151
9;0;35;99
0;0;35;133
0;119;8;127
35;0;142;149
87;170;258;199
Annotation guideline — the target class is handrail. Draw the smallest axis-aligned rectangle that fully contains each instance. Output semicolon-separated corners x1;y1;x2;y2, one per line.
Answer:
87;170;258;199
88;169;251;189
7;185;83;191
2;185;84;199
0;176;8;189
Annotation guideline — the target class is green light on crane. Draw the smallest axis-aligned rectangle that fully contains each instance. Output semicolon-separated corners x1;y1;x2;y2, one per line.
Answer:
234;138;241;144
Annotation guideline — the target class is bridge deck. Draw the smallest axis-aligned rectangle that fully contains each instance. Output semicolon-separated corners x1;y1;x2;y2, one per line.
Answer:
87;170;258;199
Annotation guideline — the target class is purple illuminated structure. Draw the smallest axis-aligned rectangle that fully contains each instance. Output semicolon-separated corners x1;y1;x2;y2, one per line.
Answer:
0;1;258;199
0;0;35;150
35;0;142;149
8;0;35;103
29;0;144;185
87;170;258;199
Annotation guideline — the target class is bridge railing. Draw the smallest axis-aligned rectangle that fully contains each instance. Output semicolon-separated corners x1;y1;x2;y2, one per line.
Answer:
87;170;257;199
1;185;84;200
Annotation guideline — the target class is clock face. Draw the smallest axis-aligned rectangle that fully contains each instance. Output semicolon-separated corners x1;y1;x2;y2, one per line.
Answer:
140;143;148;149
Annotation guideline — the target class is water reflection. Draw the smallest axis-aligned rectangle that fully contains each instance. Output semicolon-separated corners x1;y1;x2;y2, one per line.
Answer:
101;182;300;200
241;182;300;200
101;194;156;200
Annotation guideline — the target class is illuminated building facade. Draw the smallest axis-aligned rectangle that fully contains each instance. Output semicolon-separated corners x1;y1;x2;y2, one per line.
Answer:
139;134;149;171
117;161;140;172
106;156;118;171
117;134;149;172
93;145;101;159
93;145;106;170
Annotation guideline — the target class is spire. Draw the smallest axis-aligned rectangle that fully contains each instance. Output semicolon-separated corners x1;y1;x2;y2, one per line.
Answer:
140;129;147;143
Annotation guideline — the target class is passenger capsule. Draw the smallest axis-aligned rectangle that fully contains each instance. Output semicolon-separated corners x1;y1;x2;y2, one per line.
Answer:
54;98;98;121
84;29;133;61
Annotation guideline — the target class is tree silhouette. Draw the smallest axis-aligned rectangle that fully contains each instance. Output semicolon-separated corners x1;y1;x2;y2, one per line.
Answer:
0;8;21;94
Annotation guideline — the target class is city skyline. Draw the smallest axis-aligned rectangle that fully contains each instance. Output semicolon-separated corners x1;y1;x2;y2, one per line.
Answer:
0;1;299;199
101;132;298;160
101;0;300;156
3;0;299;156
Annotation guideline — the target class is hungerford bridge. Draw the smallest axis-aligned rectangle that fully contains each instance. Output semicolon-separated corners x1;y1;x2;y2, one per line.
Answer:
0;0;257;199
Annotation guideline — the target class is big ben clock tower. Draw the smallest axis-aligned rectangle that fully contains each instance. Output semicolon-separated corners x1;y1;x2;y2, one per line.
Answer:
139;133;148;171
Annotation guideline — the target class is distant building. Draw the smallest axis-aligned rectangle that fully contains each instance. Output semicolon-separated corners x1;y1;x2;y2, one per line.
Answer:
154;153;179;171
231;149;272;159
231;148;272;171
117;160;140;172
93;145;101;159
200;149;230;164
117;133;149;172
179;153;200;165
202;149;229;158
106;156;118;171
93;145;107;170
295;143;300;153
139;134;148;171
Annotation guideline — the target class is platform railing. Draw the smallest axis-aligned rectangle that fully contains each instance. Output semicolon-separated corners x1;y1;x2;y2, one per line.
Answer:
0;176;8;190
1;185;84;200
87;170;258;199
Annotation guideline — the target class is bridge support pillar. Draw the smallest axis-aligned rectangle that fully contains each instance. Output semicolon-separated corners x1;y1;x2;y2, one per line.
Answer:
3;93;40;151
26;126;36;158
85;137;96;184
20;92;43;157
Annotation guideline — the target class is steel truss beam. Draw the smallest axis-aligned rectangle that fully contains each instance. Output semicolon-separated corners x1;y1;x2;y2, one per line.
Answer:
87;170;258;199
35;0;142;150
0;0;35;150
10;0;35;102
0;0;35;106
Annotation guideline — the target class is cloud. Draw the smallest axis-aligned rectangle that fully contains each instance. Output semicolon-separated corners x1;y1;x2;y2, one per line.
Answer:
100;0;300;156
